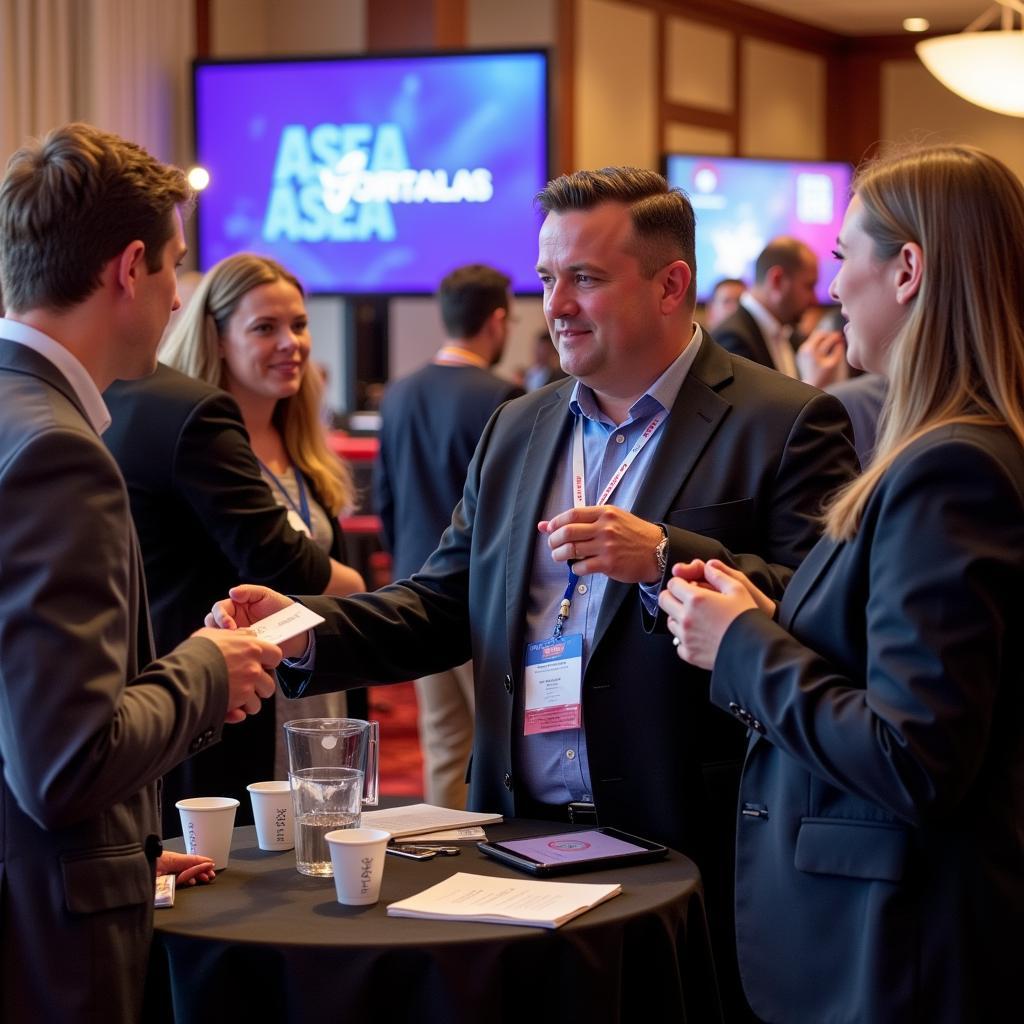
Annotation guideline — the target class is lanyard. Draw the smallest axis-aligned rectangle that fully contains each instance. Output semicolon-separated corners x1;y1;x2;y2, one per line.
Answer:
552;409;666;638
258;458;312;533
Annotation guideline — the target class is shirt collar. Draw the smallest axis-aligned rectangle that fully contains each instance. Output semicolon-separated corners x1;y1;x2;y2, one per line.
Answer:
570;323;704;426
0;317;111;434
740;292;784;343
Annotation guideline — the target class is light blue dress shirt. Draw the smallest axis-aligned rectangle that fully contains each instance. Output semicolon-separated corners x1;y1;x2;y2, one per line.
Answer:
513;327;704;804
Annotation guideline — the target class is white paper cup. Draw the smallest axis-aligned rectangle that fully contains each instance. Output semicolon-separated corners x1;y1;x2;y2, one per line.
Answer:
175;797;239;869
247;781;295;851
324;828;391;905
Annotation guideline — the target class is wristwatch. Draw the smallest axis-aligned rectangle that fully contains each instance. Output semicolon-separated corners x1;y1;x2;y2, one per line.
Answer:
654;527;669;577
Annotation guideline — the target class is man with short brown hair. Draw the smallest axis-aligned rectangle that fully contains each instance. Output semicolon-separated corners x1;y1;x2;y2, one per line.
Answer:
0;123;282;1022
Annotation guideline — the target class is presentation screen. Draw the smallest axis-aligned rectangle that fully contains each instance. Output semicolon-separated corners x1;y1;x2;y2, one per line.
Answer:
193;50;549;294
664;154;852;304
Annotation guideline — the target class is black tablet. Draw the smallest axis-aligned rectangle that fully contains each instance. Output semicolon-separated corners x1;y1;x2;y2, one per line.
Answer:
478;827;668;876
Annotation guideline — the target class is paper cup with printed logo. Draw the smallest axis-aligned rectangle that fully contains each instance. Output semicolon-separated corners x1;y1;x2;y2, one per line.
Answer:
324;828;390;905
175;797;239;869
247;781;295;851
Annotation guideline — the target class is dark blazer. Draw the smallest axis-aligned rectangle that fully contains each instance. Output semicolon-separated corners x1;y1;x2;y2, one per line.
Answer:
104;364;343;833
713;424;1024;1024
0;341;227;1023
713;304;775;369
280;337;857;995
376;362;523;579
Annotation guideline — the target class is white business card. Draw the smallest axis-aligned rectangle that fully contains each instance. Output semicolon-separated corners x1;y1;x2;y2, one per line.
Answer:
250;602;325;645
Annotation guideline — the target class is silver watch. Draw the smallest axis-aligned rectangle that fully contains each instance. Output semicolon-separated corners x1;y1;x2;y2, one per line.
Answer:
654;529;669;576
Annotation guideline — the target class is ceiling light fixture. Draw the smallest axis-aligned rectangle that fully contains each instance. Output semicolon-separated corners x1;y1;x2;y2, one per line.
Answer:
916;1;1024;116
903;17;930;32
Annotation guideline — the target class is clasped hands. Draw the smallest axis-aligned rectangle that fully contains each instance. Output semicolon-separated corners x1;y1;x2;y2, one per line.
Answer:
657;558;775;670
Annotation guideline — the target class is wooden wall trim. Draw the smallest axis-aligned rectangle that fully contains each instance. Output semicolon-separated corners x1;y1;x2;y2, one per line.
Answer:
663;101;733;131
195;0;210;57
556;0;576;175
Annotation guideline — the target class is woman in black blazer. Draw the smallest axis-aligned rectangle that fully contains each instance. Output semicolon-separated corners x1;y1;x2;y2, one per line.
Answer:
660;145;1024;1023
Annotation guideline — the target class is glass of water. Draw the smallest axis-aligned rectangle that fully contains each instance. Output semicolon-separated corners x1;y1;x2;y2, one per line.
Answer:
289;767;363;876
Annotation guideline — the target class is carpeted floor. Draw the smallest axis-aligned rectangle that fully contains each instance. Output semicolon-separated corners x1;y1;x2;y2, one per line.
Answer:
368;682;424;798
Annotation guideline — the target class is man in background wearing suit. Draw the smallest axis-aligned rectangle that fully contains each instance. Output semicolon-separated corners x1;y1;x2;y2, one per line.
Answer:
715;236;847;388
0;123;281;1023
211;167;857;1020
376;264;523;808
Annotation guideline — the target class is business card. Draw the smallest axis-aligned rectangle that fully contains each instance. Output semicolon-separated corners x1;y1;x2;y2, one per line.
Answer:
250;602;325;645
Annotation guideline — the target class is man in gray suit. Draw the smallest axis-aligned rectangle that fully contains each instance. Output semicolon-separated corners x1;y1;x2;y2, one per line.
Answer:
0;123;282;1023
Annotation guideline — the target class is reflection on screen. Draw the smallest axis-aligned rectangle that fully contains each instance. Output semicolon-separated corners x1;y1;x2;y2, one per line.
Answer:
664;154;852;304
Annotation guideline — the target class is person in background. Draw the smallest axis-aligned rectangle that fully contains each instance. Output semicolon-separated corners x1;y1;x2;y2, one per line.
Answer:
715;236;848;388
207;167;858;1022
703;276;745;331
0;122;280;1023
105;253;365;834
376;264;524;808
661;144;1024;1024
523;326;568;391
827;371;888;466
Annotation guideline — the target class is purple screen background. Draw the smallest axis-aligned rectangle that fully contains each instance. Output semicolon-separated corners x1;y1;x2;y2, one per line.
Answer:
665;154;852;304
194;52;548;294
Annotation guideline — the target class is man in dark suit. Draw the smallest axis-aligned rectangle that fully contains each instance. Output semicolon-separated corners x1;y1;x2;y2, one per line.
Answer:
376;264;523;808
715;236;847;388
212;167;858;1021
0;123;281;1023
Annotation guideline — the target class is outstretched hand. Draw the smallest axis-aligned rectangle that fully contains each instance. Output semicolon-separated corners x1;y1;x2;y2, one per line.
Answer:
205;585;309;661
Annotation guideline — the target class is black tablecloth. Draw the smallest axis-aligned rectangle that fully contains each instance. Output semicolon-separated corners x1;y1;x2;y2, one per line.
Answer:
148;821;722;1024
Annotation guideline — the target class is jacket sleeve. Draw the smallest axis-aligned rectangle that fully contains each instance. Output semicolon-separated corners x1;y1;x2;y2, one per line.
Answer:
0;426;228;830
711;433;1024;824
173;390;332;593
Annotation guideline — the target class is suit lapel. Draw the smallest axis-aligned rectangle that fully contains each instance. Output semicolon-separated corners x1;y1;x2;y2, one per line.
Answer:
778;534;843;630
505;384;575;674
738;306;774;368
592;338;734;649
0;338;93;425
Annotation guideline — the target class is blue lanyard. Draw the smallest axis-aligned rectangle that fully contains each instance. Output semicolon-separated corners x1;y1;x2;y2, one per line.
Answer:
257;458;312;533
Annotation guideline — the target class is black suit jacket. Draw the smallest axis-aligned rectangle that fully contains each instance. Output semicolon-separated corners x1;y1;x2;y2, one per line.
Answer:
713;304;775;369
0;341;226;1022
376;362;523;579
714;424;1024;1023
281;336;856;859
104;364;344;832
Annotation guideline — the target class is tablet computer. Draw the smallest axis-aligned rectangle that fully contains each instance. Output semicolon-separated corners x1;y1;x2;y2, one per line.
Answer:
478;827;668;876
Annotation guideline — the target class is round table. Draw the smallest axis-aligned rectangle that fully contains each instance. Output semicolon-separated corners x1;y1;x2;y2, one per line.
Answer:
147;821;722;1023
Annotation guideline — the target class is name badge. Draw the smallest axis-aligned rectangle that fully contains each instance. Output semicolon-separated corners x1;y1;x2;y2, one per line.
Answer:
523;633;582;735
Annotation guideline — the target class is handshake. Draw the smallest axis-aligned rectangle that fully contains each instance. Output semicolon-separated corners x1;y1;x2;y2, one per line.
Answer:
192;585;313;724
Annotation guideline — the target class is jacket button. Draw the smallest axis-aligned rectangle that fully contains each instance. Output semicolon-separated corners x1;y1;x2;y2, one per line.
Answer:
504;674;513;694
503;772;513;790
751;718;766;734
144;834;164;861
728;702;742;716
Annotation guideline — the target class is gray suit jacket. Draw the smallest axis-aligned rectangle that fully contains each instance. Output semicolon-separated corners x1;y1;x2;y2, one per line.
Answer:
0;340;228;1023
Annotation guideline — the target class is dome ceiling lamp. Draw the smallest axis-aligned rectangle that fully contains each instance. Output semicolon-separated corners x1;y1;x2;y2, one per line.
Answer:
916;0;1024;117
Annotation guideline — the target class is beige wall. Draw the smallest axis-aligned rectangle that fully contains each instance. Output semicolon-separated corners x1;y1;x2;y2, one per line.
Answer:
211;0;364;56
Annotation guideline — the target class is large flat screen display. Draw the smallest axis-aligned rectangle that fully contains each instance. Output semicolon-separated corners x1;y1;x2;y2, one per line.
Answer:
664;154;852;304
193;51;549;294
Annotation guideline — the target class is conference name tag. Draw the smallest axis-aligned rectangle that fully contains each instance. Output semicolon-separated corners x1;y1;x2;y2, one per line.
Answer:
250;603;325;646
523;633;583;735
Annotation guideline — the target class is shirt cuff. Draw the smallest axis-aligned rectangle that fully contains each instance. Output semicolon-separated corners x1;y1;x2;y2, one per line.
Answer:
282;632;316;670
638;580;661;617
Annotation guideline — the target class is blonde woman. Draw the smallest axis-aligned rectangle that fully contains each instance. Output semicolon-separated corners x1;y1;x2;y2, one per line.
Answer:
660;145;1024;1023
105;254;365;826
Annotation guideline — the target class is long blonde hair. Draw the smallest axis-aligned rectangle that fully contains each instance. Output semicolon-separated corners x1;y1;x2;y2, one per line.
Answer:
824;145;1024;540
161;253;355;516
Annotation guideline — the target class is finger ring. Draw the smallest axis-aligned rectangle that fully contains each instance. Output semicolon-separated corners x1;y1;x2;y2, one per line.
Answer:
672;637;680;647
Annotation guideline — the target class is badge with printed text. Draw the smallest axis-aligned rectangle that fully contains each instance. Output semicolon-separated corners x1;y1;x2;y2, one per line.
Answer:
523;633;583;735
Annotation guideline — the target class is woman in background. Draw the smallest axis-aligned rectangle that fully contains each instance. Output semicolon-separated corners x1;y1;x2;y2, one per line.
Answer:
660;145;1024;1023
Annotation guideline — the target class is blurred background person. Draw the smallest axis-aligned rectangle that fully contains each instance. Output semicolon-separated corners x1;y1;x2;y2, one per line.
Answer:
523;327;567;391
715;236;847;388
376;264;523;807
661;144;1024;1024
702;276;745;332
105;253;365;833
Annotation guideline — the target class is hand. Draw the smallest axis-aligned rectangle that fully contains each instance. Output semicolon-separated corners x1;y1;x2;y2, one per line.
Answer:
672;559;776;617
155;850;216;886
796;329;848;389
658;560;760;669
191;626;281;723
205;584;294;630
539;506;665;583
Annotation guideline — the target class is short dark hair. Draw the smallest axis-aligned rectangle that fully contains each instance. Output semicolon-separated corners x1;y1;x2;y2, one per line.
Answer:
0;122;193;313
711;277;745;296
535;167;696;290
754;237;814;285
438;264;511;338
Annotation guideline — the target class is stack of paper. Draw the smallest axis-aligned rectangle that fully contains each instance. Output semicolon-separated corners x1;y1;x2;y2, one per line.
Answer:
361;804;502;839
386;871;622;929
